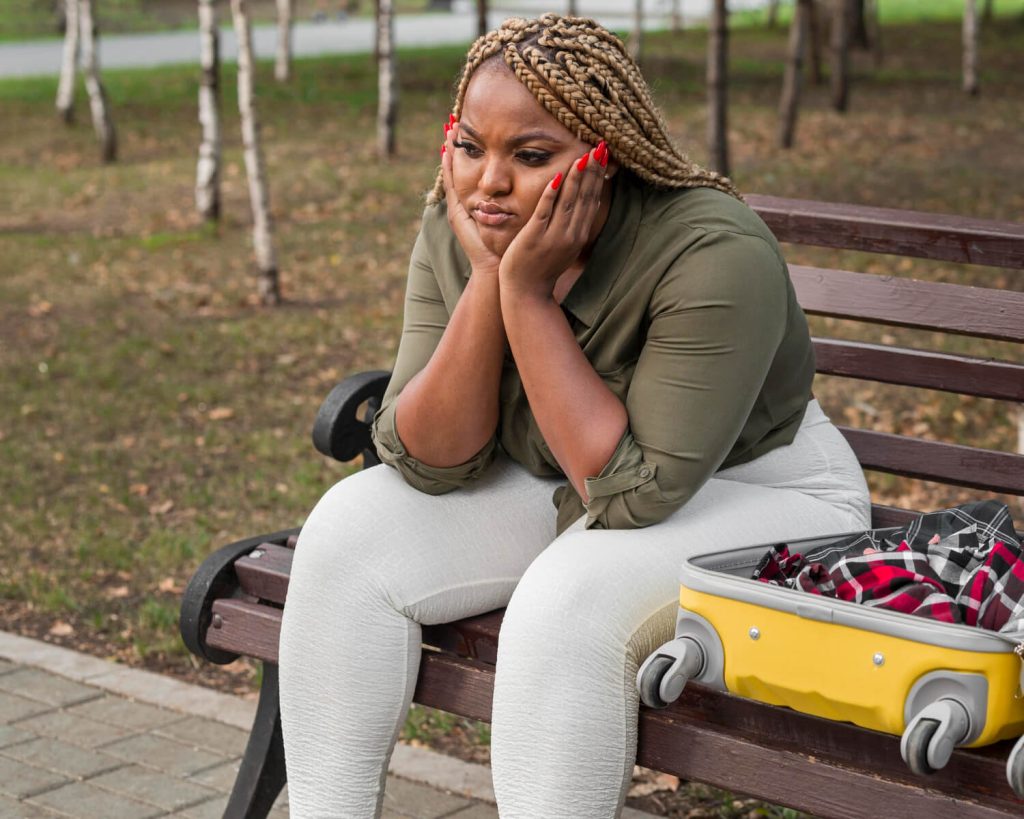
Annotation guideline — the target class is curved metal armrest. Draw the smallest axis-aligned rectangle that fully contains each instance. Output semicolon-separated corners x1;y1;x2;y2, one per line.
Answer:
180;529;300;664
311;370;392;465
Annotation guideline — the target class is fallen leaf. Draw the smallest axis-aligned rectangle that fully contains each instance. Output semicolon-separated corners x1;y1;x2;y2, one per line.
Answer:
129;483;150;497
158;577;182;593
208;407;235;421
149;499;174;516
49;621;74;637
107;585;130;598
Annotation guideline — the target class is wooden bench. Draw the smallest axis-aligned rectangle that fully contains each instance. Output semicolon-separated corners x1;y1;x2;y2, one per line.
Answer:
179;196;1024;819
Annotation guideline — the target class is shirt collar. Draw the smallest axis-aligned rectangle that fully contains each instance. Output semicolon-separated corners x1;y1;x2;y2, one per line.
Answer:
560;171;643;328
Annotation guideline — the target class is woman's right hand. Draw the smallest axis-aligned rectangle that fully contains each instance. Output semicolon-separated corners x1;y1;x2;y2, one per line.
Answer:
441;118;502;277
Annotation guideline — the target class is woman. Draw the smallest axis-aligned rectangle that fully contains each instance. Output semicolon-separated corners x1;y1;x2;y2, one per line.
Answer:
280;14;870;818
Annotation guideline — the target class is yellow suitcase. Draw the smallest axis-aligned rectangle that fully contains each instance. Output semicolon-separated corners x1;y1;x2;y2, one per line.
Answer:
636;530;1024;794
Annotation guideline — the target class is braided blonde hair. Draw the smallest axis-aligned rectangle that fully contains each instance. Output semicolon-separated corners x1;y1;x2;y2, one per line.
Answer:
428;13;740;205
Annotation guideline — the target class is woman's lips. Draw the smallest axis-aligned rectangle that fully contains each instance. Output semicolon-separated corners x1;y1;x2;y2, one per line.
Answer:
472;206;514;227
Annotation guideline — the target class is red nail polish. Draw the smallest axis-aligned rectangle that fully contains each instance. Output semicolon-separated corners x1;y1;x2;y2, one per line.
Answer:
444;122;451;134
595;141;607;162
441;144;446;156
576;152;589;171
449;114;457;125
551;172;563;190
600;149;609;168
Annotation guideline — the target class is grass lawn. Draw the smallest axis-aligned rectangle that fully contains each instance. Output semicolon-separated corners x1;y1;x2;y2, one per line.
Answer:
1;13;1022;816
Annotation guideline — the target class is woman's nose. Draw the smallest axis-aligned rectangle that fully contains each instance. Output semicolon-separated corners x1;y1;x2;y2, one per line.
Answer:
478;156;513;197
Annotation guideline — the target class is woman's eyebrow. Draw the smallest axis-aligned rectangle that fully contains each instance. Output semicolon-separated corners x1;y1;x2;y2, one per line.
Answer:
459;122;564;147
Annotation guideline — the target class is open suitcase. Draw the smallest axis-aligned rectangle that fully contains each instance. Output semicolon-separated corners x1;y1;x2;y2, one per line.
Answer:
636;528;1024;795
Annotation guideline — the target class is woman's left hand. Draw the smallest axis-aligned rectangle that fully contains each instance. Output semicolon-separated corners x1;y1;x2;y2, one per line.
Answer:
498;141;609;300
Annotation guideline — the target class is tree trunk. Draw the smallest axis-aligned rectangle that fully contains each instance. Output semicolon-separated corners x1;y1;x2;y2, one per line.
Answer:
850;0;870;48
231;0;281;306
567;0;578;15
628;0;643;62
830;0;851;112
196;0;221;222
376;0;397;158
707;0;729;176
982;0;994;23
274;0;293;82
778;0;810;149
670;0;683;32
78;0;116;161
56;0;79;124
767;0;780;27
808;0;823;84
866;0;883;67
476;0;488;38
963;0;980;95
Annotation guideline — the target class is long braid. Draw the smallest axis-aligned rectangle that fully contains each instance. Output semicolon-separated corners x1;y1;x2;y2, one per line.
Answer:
428;13;740;204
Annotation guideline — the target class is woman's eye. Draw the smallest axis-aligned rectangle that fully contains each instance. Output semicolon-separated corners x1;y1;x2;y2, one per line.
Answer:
517;150;551;165
453;140;482;157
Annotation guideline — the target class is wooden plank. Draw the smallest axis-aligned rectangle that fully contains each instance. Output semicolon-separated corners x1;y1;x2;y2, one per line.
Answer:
748;194;1024;269
839;427;1024;495
235;543;293;604
411;652;1023;818
422;610;502;665
813;338;1024;401
206;599;282;664
791;266;1024;343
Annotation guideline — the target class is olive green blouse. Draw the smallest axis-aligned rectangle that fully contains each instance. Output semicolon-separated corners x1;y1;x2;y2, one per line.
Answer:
371;172;815;534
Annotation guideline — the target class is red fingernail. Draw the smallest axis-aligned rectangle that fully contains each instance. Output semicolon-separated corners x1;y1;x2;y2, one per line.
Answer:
551;172;563;190
600;149;609;168
595;141;607;161
576;152;589;171
449;114;457;125
444;122;451;134
441;144;446;156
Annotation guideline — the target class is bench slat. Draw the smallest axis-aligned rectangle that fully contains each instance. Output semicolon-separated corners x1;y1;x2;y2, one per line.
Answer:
207;599;282;664
813;338;1024;401
791;266;1024;343
839;427;1024;495
748;194;1024;269
412;652;1022;818
235;543;292;604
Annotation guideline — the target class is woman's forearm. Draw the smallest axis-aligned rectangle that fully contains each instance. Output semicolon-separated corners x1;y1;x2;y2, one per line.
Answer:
501;290;628;502
394;271;506;467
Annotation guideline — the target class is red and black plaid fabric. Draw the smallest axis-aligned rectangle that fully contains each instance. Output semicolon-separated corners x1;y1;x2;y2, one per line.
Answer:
753;501;1024;633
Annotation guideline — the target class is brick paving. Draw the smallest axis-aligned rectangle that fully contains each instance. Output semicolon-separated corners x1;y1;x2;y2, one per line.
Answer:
0;655;496;818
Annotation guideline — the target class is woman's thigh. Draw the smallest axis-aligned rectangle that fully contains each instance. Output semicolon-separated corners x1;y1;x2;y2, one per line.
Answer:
288;455;563;625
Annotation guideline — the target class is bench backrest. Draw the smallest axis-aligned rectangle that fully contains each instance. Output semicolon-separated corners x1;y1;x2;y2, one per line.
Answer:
746;196;1024;527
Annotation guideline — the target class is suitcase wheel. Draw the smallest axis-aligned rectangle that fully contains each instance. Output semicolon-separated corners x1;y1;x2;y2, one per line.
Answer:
901;699;971;776
1007;735;1024;798
636;637;705;709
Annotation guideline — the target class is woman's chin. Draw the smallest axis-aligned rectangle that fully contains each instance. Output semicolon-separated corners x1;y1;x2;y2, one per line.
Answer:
481;231;515;258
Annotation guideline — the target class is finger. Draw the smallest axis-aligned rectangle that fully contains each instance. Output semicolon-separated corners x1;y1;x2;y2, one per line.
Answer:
566;143;606;237
525;170;564;235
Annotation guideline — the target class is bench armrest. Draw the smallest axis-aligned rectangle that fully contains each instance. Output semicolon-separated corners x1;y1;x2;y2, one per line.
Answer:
311;370;392;465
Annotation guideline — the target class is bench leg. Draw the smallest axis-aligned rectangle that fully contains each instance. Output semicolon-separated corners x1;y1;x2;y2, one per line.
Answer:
225;662;287;819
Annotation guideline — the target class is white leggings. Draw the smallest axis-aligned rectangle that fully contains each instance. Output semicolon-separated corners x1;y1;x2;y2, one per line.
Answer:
279;400;871;818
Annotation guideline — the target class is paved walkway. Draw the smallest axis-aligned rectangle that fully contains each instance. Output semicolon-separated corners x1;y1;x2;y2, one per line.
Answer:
0;631;655;818
0;0;769;79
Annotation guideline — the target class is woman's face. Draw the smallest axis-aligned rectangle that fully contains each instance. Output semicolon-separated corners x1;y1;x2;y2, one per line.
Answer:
452;62;600;257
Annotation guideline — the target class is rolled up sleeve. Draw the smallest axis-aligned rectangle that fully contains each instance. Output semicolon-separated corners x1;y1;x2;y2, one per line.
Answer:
370;216;497;493
582;230;788;530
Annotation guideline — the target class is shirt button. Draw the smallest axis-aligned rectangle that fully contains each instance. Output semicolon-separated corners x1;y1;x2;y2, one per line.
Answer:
638;466;652;479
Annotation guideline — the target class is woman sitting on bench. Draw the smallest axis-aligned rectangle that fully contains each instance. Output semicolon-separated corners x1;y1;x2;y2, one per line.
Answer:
279;13;871;818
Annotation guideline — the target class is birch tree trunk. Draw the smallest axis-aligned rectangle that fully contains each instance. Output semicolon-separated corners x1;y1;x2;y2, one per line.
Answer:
79;0;116;162
274;0;293;82
830;0;851;112
196;0;221;222
628;0;643;62
476;0;488;38
376;0;397;158
779;0;810;149
963;0;980;96
707;0;729;176
231;0;281;305
56;0;79;124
